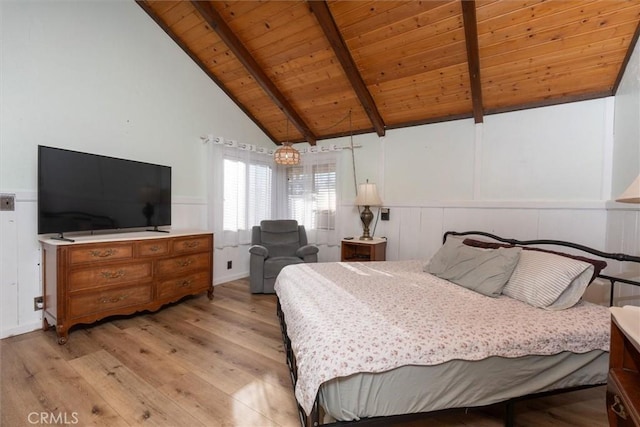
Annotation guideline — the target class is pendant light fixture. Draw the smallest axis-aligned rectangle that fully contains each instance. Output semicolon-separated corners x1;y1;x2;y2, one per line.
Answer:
274;119;300;165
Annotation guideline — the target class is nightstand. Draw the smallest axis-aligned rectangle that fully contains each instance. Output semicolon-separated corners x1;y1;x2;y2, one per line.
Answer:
607;306;640;427
341;238;386;262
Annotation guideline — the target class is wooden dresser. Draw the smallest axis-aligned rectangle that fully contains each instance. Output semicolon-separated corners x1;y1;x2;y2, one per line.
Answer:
607;306;640;427
40;230;214;344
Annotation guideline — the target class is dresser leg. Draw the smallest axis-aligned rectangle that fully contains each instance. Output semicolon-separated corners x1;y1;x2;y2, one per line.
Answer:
56;325;69;345
207;286;214;300
42;316;51;331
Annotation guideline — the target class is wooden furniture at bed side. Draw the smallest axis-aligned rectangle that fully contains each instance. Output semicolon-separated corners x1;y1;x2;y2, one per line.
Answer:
341;238;386;262
607;315;640;426
41;232;214;344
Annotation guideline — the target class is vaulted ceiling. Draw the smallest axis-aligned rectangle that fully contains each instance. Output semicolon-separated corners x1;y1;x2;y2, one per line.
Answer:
138;1;640;145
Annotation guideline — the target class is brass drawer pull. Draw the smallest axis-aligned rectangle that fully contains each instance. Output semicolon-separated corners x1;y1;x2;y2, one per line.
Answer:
90;249;116;258
178;280;192;288
99;294;128;304
183;241;200;249
100;270;125;279
149;245;160;252
177;259;193;268
611;395;628;420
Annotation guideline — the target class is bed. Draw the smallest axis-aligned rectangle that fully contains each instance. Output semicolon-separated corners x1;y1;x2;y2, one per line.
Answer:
274;231;640;427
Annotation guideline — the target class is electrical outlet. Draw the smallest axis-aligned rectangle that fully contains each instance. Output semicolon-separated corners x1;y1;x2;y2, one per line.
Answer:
0;194;15;211
34;296;44;311
227;260;232;270
381;207;390;221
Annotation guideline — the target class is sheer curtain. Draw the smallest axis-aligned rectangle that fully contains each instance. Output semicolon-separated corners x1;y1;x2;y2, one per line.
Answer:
207;137;343;251
207;139;274;249
274;148;342;248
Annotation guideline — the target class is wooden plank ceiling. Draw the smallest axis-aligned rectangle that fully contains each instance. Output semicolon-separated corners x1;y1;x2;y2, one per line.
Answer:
138;0;640;145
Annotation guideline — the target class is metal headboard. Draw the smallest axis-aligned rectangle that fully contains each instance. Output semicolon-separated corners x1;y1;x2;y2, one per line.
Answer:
443;230;640;306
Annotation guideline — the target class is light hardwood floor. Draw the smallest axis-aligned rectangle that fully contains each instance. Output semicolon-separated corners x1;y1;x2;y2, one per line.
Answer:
1;279;608;427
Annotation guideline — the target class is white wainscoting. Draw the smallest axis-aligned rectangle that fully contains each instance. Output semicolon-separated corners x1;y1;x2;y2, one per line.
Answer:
604;203;640;306
0;192;208;339
3;197;638;338
372;201;608;261
369;201;638;307
0;191;41;339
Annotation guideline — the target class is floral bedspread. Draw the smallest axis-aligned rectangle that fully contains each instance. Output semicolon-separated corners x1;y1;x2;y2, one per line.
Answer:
274;260;611;416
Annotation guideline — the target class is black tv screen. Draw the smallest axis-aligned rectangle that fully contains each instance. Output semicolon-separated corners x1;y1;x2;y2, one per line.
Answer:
38;146;171;235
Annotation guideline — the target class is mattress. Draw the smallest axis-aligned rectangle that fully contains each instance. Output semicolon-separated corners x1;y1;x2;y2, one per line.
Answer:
318;350;607;421
274;260;611;419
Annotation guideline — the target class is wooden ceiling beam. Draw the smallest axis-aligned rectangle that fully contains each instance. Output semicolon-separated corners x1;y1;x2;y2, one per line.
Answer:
190;0;317;145
308;1;386;137
461;0;484;124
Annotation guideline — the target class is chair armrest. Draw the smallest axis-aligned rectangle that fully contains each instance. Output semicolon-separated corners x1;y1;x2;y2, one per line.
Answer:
296;245;319;258
249;245;269;258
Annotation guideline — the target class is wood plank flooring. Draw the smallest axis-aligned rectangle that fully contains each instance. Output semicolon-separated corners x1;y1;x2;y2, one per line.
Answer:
1;279;608;427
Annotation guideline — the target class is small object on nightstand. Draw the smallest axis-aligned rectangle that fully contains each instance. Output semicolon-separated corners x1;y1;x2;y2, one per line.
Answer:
341;237;386;262
344;237;354;240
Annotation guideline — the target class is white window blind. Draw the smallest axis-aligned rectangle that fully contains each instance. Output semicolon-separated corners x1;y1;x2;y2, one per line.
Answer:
286;162;336;230
223;156;272;232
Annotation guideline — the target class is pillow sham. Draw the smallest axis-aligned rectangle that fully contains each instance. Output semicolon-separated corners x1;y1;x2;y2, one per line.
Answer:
425;237;522;297
502;250;594;310
462;238;606;283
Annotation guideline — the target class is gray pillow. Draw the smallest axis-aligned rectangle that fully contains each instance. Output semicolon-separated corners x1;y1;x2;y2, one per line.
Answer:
425;237;522;297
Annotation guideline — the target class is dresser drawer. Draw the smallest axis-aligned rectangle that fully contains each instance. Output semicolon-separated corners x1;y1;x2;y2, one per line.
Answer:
171;235;212;254
157;271;211;300
156;252;211;276
137;240;169;257
68;284;152;318
68;242;134;265
68;262;152;291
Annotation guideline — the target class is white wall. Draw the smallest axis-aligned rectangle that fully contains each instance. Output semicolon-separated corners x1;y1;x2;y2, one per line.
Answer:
0;1;271;338
613;37;640;197
606;39;640;305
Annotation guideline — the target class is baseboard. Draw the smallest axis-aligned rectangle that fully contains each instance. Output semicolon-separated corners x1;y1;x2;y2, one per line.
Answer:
1;321;42;339
214;272;249;285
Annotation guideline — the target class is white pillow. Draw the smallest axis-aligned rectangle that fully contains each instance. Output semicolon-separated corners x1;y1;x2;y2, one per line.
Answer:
502;250;594;310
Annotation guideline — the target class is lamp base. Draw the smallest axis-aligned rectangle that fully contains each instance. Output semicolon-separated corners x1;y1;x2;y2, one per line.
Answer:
359;205;374;241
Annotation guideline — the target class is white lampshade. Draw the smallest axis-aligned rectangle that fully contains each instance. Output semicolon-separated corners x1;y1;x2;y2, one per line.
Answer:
354;182;382;206
616;175;640;204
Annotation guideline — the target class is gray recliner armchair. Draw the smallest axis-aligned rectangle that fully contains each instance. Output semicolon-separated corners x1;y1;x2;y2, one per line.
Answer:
249;220;319;293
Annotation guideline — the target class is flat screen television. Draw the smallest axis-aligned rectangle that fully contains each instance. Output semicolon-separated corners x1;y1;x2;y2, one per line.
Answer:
38;146;171;237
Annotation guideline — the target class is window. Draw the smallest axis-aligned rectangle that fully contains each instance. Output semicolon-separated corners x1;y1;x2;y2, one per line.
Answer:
286;162;336;230
223;156;272;232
